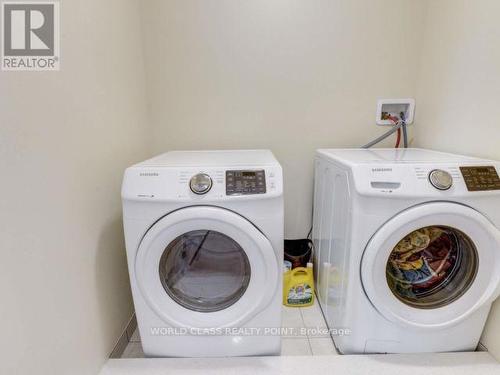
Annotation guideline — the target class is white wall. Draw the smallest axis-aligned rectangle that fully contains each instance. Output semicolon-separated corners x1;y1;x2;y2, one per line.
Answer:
141;0;426;237
0;1;149;374
415;0;500;361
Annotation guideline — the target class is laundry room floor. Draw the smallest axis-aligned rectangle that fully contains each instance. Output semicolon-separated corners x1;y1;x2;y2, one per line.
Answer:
119;302;337;358
106;299;500;375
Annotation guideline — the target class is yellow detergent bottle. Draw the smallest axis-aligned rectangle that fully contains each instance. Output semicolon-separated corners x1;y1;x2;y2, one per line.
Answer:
283;262;314;307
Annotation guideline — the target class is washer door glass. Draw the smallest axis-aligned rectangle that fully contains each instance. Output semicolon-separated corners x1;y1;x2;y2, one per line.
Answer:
386;226;478;309
159;230;251;312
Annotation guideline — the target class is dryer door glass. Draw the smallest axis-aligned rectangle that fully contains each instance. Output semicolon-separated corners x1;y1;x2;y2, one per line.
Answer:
386;226;478;309
159;230;251;312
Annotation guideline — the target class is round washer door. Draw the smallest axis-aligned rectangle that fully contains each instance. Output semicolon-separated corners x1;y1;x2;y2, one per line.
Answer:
361;202;500;329
135;206;279;329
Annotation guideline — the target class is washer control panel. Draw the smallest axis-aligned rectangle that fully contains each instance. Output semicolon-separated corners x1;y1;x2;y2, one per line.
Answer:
226;170;266;195
460;166;500;191
353;163;500;197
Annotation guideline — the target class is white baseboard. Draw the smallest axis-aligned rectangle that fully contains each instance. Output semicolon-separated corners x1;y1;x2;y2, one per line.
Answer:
110;314;137;358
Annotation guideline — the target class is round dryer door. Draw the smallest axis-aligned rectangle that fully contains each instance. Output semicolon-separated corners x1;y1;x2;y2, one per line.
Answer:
135;206;279;329
361;202;500;329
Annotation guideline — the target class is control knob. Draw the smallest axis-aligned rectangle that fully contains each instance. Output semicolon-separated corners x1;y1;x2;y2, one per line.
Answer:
428;169;453;190
189;173;213;195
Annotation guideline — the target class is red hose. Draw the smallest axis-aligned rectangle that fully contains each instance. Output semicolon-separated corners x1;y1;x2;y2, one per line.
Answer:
395;128;401;148
387;116;401;148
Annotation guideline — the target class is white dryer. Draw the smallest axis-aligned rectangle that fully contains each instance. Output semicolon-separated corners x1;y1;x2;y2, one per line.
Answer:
122;150;283;357
313;148;500;354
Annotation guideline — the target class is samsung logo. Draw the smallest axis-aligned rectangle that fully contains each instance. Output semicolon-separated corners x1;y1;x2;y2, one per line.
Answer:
372;168;392;172
140;172;159;177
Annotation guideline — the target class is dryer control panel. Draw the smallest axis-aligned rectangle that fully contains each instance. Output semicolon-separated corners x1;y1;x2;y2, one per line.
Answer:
121;165;282;202
226;170;266;195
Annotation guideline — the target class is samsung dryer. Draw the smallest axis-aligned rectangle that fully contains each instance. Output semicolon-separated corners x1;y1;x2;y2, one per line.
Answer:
122;150;283;357
312;148;500;354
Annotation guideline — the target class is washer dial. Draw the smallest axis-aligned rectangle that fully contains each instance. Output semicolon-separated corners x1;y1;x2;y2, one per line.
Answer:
429;169;453;190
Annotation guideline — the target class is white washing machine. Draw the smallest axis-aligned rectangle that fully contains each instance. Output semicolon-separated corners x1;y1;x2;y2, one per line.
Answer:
312;148;500;354
121;150;283;357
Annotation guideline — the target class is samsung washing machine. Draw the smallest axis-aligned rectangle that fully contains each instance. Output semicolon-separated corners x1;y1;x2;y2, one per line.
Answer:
122;150;283;357
313;148;500;354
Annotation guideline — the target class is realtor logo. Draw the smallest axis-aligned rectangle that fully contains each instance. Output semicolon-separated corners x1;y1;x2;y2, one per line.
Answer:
2;1;60;70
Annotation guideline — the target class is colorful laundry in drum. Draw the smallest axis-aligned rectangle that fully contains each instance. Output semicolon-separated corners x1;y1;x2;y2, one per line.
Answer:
386;226;459;301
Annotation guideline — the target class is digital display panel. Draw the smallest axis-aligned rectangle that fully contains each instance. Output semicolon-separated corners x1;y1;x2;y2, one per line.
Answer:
460;166;500;191
226;170;266;195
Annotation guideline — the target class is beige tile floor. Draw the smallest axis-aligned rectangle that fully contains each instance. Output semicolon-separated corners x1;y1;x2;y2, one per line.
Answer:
121;301;338;358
